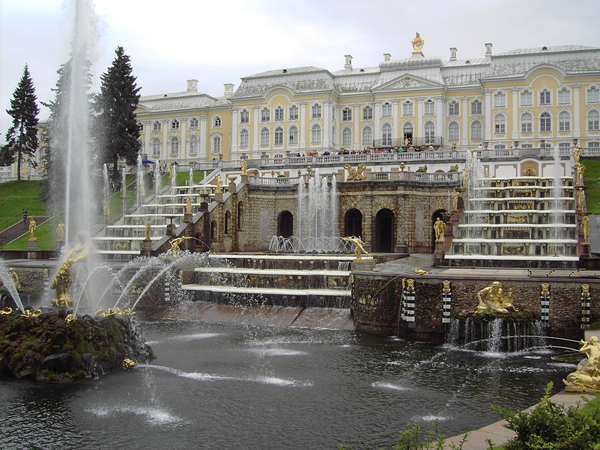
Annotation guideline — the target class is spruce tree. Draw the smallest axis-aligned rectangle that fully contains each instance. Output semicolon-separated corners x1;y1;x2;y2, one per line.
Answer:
4;65;40;180
94;47;141;181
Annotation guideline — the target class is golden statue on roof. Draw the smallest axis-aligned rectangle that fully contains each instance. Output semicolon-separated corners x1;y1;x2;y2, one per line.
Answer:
412;32;424;55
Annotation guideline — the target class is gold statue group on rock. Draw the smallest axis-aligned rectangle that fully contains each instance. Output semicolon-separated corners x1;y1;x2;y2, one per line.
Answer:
564;336;600;392
476;281;518;314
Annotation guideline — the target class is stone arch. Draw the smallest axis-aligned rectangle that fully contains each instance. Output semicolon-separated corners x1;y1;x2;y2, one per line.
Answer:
277;211;293;238
345;208;363;238
375;208;394;252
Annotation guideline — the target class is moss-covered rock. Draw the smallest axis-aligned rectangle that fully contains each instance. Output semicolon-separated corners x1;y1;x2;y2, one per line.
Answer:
0;309;154;383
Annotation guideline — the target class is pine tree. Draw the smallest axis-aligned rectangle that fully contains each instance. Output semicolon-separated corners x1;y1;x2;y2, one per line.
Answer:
94;47;141;181
4;65;40;180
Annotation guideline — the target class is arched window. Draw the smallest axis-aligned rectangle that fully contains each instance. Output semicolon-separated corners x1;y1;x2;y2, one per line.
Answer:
189;117;198;129
424;121;435;143
211;135;221;154
382;123;392;146
188;135;198;155
169;137;180;156
275;106;284;121
403;122;413;142
274;126;283;145
559;111;571;132
425;100;435;115
521;113;533;133
448;101;459;116
311;124;322;144
289;125;298;144
448;121;459;141
520;90;532;107
588;110;600;131
362;106;372;120
471;121;482;140
588;86;599;104
540;112;551;132
151;138;161;157
237;202;243;230
342;127;352;146
224;211;231;235
260;127;270;146
213;116;221;128
493;91;506;108
403;101;413;116
171;120;180;130
558;88;571;105
240;129;249;148
311;104;321;118
539;89;551;106
342;107;352;121
289;105;298;120
261;107;270;122
382;102;392;117
152;121;161;132
240;109;249;124
494;114;506;134
362;126;372;145
470;99;482;115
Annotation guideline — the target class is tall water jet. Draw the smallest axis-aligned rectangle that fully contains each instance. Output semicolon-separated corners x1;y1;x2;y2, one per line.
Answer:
0;261;25;313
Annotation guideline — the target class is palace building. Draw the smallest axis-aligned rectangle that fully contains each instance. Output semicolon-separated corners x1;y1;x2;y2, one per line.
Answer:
135;37;600;165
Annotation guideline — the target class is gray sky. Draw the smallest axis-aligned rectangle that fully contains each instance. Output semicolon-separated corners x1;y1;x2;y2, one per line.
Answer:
1;0;599;144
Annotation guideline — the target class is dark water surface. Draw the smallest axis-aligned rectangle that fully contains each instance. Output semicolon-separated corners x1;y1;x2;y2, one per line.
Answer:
0;319;576;450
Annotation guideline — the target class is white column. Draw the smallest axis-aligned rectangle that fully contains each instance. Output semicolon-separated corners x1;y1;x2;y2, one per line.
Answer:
199;114;208;161
374;101;381;141
144;121;151;158
231;108;238;156
391;99;398;139
436;96;444;143
162;120;168;159
511;88;519;140
573;84;581;138
461;97;469;147
324;100;332;149
353;103;360;151
252;106;260;155
483;89;492;141
180;118;187;160
299;102;306;149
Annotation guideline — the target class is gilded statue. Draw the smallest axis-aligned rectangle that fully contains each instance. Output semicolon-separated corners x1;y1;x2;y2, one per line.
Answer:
50;239;88;307
343;237;373;260
576;188;585;211
28;217;37;241
575;163;585;185
145;218;152;240
56;221;65;242
241;159;248;175
103;200;110;216
411;32;424;54
185;197;192;215
573;145;581;165
581;214;591;244
476;281;518;313
452;190;460;211
344;163;366;181
433;217;446;241
462;168;468;188
169;236;192;254
564;336;600;392
216;175;223;193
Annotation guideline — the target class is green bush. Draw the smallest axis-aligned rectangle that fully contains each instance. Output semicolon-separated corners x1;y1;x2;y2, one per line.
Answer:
493;382;600;450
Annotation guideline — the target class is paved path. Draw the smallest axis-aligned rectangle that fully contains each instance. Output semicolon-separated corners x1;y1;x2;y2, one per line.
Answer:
443;391;596;449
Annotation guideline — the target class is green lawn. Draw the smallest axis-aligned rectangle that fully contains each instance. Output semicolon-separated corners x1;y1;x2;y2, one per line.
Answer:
0;180;47;227
582;160;600;214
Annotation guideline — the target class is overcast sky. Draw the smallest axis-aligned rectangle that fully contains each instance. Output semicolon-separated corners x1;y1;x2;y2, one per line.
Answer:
1;0;599;143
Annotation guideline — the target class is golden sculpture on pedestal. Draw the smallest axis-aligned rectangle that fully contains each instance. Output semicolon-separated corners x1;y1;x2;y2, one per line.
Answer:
28;217;37;241
476;281;518;313
452;190;460;211
103;200;110;216
50;241;88;308
343;237;373;260
56;221;65;242
580;213;591;244
434;217;446;241
241;159;248;175
344;163;366;181
564;336;600;392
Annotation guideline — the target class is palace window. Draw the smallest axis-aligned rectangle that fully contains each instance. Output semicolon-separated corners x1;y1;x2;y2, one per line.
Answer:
382;123;392;146
169;137;180;156
189;117;198;129
448;121;459;141
521;113;533;133
520;90;533;107
261;107;270;122
588;141;600;149
362;126;372;145
382;102;392;117
403;122;413;140
153;121;161;132
240;129;249;148
494;144;506;149
425;100;435;115
494;114;506;134
289;126;298;144
448;100;459;116
171;120;180;131
188;135;198;155
362;105;372;120
471;120;482;140
471;99;482;115
540;112;552;132
493;91;506;108
559;111;571;132
403;101;413;116
587;86;599;103
139;123;144;133
342;128;352;146
240;109;249;124
260;128;270;146
558;88;571;105
311;124;322;144
213;116;221;128
342;107;352;121
275;106;284;121
589;110;600;131
521;144;533;149
151;138;161;157
274;126;283;145
539;89;551;106
289;105;298;120
311;104;321;119
424;121;435;143
211;135;221;154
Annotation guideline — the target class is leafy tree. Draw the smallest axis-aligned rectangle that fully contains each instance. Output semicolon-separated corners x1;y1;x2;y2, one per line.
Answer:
3;65;40;179
93;46;141;182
